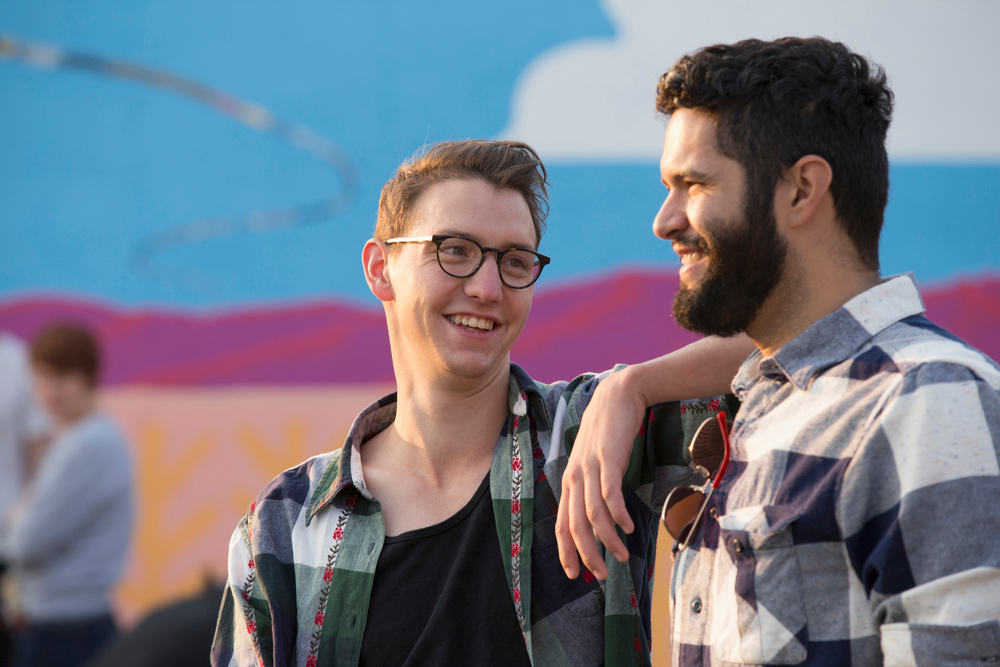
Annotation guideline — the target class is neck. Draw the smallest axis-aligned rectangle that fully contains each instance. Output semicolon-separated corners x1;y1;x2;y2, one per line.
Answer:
748;252;879;358
387;359;512;483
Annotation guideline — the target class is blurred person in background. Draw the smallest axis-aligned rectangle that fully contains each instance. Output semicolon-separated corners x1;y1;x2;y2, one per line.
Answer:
213;139;754;666
0;324;134;667
0;333;50;667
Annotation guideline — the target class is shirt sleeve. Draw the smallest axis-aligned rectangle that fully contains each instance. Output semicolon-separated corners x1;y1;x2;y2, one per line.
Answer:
636;393;740;515
840;362;1000;665
212;518;275;667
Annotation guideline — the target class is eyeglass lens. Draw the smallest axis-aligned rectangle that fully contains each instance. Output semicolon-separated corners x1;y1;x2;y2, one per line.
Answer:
437;237;542;287
662;412;731;546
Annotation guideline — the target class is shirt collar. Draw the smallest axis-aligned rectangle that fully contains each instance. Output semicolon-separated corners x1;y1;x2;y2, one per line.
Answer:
732;273;926;395
306;362;548;524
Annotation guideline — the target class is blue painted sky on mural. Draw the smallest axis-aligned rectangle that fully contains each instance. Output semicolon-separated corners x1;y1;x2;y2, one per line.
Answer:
1;1;998;307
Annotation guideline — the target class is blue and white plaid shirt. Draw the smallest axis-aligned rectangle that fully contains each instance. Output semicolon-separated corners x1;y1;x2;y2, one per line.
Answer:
670;274;1000;666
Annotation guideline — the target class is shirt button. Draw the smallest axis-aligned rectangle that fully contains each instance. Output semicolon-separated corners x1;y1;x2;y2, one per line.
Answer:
690;597;702;613
708;507;719;520
731;538;743;553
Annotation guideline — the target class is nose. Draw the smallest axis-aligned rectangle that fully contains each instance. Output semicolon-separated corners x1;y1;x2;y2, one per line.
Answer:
463;253;504;302
652;190;689;241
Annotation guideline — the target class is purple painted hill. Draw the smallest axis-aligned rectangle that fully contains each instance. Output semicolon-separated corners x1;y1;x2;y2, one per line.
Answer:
1;270;997;386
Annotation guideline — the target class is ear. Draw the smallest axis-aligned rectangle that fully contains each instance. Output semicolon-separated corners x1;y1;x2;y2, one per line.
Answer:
776;154;833;230
362;239;394;302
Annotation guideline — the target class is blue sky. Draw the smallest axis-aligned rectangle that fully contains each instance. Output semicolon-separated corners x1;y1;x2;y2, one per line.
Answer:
2;1;997;307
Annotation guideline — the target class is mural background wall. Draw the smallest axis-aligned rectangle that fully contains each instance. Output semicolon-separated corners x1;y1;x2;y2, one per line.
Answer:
2;1;998;662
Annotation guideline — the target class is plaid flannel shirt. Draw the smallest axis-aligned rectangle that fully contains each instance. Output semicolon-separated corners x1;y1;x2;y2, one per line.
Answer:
212;363;736;667
670;274;1000;666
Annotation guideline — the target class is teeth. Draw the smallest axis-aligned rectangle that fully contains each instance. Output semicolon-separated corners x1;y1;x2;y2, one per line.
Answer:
448;315;494;331
681;251;706;265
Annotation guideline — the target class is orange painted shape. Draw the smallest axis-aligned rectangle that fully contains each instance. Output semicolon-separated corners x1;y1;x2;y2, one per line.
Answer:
99;384;395;625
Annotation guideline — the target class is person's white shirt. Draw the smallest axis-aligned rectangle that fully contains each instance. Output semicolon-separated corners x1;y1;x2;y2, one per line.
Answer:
0;333;49;540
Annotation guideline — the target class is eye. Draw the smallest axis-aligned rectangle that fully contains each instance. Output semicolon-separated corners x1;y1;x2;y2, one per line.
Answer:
441;245;468;257
437;238;478;261
502;252;535;274
685;178;710;193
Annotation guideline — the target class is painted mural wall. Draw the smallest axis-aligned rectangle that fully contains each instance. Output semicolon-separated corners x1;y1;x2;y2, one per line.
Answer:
2;0;998;657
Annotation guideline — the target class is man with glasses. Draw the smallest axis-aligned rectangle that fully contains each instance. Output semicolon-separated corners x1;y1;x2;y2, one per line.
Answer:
212;139;753;666
558;37;1000;666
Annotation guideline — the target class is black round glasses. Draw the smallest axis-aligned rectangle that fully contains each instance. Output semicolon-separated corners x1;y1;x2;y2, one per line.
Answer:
384;234;551;289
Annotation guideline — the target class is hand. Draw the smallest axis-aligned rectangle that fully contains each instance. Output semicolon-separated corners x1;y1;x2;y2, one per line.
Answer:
556;368;646;580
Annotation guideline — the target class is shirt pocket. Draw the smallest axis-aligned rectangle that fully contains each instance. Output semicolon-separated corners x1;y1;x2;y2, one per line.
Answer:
709;505;808;665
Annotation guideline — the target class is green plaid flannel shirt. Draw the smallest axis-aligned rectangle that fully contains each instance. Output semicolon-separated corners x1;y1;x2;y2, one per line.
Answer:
212;363;737;666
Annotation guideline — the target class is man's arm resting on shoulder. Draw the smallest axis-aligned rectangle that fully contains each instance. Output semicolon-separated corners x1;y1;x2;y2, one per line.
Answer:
212;519;274;667
556;334;755;579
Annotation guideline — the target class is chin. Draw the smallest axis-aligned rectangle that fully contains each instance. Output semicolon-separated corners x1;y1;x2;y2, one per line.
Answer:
442;353;507;380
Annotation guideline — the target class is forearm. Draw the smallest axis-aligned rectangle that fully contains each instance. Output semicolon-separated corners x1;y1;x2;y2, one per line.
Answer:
619;334;755;407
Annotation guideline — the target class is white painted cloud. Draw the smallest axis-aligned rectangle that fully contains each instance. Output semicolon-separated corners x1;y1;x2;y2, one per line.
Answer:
499;0;1000;162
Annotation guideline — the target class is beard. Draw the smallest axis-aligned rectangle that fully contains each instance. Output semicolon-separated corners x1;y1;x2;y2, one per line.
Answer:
672;189;787;337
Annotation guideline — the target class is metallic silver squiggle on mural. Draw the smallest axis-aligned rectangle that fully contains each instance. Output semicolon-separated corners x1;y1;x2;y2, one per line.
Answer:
0;34;358;294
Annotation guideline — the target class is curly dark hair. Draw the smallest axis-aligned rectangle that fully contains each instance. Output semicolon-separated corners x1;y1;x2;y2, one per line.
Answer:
657;37;894;271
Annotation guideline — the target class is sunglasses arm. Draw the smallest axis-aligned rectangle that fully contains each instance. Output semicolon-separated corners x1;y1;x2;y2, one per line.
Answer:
711;411;731;491
679;483;716;552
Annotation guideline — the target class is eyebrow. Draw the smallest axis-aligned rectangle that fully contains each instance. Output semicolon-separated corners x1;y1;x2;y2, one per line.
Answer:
439;230;536;250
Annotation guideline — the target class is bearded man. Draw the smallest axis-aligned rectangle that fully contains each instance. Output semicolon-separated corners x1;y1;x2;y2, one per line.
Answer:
559;37;1000;666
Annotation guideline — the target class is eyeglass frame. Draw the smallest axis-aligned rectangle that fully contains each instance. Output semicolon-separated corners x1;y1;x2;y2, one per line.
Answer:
660;410;732;553
383;234;551;289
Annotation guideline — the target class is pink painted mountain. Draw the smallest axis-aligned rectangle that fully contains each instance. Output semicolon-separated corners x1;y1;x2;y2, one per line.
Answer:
1;269;996;386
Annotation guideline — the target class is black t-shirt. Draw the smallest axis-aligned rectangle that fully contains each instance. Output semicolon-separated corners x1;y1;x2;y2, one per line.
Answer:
358;472;532;667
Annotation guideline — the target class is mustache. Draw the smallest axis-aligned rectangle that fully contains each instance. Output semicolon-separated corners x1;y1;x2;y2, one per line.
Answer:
673;233;711;255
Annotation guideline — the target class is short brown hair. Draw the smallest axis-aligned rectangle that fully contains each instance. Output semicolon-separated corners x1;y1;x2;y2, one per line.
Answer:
30;323;101;387
375;140;550;247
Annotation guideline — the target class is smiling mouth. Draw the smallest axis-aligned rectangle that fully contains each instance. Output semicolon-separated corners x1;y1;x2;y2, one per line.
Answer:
447;314;495;331
679;250;707;265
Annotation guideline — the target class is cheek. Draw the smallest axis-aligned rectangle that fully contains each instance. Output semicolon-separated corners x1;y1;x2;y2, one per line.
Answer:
67;383;90;406
34;379;56;401
509;292;533;327
687;197;717;230
39;387;64;412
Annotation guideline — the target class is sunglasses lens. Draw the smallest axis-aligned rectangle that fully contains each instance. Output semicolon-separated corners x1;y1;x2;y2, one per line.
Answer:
689;415;727;478
663;486;706;542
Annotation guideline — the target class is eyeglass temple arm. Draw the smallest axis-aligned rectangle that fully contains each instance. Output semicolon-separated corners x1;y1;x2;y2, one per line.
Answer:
711;410;731;491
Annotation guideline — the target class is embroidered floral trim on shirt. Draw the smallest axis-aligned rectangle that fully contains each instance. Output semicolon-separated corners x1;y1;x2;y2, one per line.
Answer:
305;492;357;666
510;392;527;642
239;556;265;667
